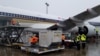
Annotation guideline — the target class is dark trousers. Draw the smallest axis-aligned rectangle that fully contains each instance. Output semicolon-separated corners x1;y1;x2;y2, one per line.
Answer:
76;42;80;50
62;40;65;46
82;43;86;49
76;42;86;50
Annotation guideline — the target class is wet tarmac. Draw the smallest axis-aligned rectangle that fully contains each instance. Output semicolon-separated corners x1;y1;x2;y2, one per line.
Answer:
0;41;100;56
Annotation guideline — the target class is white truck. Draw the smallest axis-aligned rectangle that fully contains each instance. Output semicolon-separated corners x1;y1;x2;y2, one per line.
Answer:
20;28;64;54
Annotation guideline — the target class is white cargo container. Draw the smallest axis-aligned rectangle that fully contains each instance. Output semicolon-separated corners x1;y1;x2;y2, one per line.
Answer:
20;28;64;54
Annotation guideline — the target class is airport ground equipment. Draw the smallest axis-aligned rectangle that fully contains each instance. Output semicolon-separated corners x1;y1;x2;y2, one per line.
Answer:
63;33;75;48
20;28;64;54
0;25;28;46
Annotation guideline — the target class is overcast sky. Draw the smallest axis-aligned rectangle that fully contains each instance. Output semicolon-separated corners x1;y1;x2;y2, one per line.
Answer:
0;0;100;22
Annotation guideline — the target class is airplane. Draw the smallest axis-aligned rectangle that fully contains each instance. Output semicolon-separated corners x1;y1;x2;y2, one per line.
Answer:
0;5;100;37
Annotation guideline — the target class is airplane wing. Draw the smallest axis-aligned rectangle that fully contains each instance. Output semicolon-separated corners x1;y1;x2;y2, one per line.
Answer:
19;23;55;29
48;5;100;31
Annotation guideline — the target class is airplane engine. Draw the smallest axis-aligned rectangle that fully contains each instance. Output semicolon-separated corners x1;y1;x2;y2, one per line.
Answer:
83;24;96;36
69;24;96;36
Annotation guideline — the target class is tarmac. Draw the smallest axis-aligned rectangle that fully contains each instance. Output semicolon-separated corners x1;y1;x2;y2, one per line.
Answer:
0;39;100;56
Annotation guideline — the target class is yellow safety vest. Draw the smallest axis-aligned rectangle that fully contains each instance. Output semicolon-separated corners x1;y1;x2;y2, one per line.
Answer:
76;35;81;42
81;34;86;41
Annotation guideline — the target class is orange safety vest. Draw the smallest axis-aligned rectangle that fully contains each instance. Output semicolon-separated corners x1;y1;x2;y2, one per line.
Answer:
29;36;38;44
62;35;65;40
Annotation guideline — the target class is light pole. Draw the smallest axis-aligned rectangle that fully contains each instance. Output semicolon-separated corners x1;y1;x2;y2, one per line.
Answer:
45;2;49;14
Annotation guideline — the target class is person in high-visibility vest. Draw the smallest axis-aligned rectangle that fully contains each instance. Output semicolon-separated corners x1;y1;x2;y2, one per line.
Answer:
80;34;86;49
95;28;99;39
29;34;38;46
75;33;81;50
